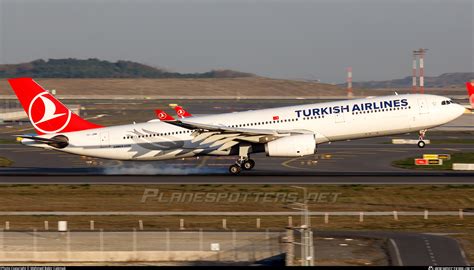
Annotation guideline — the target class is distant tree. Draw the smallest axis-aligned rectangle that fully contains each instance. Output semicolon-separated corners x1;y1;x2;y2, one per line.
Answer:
0;58;255;79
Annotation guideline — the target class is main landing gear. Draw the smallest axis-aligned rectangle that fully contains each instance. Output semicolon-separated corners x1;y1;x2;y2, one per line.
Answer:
229;144;255;175
417;129;427;148
229;158;255;175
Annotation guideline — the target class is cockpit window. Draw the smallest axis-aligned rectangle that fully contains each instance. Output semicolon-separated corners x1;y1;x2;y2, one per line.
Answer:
441;100;452;105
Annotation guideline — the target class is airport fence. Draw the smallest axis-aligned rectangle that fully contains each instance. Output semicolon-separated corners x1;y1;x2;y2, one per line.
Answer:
0;229;285;264
0;210;470;231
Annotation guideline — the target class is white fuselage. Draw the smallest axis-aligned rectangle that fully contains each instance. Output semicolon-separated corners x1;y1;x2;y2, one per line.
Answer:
23;94;465;160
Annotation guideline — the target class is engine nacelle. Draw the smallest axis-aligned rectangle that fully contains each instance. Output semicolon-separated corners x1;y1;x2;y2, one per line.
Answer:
265;134;316;157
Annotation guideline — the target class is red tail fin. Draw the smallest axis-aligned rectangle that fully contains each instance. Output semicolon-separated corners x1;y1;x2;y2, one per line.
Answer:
467;81;474;108
174;105;193;118
8;78;103;135
155;109;175;121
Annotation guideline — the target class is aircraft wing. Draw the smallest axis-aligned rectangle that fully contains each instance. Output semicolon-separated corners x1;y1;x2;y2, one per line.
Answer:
165;119;313;146
180;119;312;136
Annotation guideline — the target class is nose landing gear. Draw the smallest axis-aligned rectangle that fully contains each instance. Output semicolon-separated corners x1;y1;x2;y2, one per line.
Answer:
417;129;427;148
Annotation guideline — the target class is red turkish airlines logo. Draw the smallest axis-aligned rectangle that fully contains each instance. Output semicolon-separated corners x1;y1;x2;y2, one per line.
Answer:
28;92;71;134
158;112;167;119
177;109;184;117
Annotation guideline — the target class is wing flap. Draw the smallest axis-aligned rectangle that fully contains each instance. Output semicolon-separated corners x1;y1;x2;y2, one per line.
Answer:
161;119;315;147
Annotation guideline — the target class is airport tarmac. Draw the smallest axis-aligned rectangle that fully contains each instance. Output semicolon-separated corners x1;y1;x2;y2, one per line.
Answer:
318;231;469;266
0;230;467;266
0;136;473;183
0;99;472;183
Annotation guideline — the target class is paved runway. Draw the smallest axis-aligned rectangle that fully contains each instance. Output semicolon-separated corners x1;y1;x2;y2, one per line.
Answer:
1;132;474;183
318;231;469;266
1;174;473;184
1;136;473;183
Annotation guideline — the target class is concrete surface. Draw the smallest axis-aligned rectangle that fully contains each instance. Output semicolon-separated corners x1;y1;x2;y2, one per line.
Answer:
0;230;467;266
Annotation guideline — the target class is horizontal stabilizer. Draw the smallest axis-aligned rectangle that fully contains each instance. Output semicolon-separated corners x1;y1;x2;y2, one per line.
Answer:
15;134;69;148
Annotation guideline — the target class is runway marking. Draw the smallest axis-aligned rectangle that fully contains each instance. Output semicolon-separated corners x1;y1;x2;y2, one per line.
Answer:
325;147;474;150
2;127;35;134
215;157;236;160
459;244;471;266
11;149;43;153
346;152;376;155
197;156;209;168
325;150;375;155
422;237;437;266
329;154;358;157
443;148;461;152
377;149;407;153
1;181;473;185
0;147;40;150
114;160;124;167
389;239;404;266
281;156;309;170
207;163;230;166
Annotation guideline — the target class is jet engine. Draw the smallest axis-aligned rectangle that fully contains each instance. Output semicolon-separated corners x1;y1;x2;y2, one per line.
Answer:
265;134;316;157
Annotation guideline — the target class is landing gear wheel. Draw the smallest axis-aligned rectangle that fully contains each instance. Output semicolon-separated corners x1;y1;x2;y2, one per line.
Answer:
417;140;426;148
417;129;427;148
229;164;242;175
242;159;255;170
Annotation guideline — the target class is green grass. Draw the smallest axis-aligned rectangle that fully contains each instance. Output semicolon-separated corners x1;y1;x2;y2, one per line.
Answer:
0;157;13;167
0;138;17;144
392;152;474;170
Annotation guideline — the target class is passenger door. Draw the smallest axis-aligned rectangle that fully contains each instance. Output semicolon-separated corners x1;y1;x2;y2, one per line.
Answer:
418;98;429;114
334;113;345;123
100;132;110;148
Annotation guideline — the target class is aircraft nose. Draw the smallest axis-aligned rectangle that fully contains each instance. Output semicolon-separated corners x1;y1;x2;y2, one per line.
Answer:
454;104;466;117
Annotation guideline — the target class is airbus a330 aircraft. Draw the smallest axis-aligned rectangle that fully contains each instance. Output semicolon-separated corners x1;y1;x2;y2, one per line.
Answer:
9;78;466;174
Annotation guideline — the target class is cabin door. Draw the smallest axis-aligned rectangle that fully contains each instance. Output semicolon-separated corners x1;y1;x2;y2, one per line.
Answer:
100;132;110;148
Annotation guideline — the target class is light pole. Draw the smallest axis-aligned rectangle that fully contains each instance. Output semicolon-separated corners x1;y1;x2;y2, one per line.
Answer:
289;186;314;266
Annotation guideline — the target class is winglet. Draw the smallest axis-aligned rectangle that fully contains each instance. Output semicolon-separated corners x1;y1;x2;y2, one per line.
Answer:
155;109;176;121
174;106;193;118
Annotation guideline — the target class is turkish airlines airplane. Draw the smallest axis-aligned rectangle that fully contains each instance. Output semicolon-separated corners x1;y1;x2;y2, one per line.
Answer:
9;78;466;174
